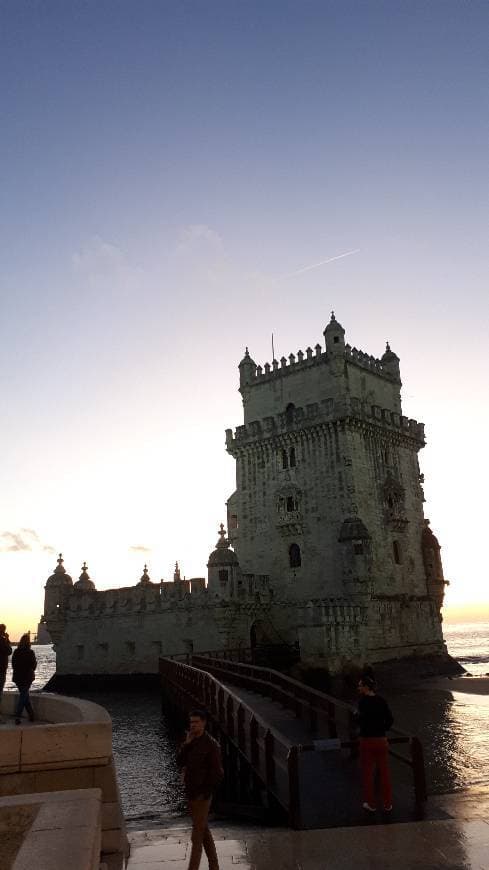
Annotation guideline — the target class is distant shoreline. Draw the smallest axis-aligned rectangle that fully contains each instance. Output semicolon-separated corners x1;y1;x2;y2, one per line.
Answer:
429;676;489;696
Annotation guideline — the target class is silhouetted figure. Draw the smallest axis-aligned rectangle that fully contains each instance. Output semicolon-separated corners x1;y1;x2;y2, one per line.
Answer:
12;634;37;725
176;709;223;870
0;624;12;723
357;675;394;813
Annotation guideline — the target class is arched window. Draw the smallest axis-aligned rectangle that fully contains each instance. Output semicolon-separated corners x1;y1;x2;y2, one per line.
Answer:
289;447;296;467
393;540;402;565
289;543;301;568
281;449;288;469
219;569;229;584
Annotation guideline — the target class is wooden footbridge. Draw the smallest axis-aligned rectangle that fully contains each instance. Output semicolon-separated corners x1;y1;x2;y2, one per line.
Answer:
159;652;427;829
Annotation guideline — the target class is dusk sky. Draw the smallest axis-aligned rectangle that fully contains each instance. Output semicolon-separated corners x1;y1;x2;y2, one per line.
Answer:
1;1;488;638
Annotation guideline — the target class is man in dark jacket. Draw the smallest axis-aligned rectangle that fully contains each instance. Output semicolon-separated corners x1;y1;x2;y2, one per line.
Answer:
0;624;12;722
177;709;223;870
357;675;394;813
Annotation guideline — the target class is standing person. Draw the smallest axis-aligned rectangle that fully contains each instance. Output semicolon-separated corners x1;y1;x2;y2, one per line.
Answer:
12;634;37;725
357;675;394;813
176;709;223;870
0;624;12;723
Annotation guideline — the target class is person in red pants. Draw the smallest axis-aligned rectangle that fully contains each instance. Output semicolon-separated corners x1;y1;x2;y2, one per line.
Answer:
357;675;394;813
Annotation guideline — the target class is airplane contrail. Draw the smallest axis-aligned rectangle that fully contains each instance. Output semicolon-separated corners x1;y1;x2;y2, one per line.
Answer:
282;248;360;279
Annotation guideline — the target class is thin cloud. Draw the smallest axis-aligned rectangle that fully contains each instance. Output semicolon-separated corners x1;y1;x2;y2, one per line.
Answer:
175;224;224;256
0;529;55;554
281;248;361;279
129;545;151;553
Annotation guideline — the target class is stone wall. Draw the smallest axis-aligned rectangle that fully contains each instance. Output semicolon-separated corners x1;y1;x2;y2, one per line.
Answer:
0;693;128;868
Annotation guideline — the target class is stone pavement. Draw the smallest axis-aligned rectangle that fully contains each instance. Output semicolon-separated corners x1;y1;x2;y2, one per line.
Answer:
127;813;489;869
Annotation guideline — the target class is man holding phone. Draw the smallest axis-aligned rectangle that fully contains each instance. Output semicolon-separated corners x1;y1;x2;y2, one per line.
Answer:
177;709;223;870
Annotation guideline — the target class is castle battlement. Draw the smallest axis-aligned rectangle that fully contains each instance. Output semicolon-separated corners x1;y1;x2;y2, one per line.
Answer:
243;343;395;387
226;400;425;452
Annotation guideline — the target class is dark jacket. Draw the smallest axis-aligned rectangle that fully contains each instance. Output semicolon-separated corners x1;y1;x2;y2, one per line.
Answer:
12;647;37;688
358;694;394;738
176;731;224;799
0;634;12;672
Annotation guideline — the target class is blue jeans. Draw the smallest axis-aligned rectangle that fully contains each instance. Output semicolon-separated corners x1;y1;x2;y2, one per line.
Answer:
15;684;34;720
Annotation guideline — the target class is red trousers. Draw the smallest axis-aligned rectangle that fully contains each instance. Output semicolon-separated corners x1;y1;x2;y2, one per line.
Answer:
360;737;392;809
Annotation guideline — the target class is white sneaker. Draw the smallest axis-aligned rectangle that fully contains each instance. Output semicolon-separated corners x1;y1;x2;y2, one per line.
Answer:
362;802;376;812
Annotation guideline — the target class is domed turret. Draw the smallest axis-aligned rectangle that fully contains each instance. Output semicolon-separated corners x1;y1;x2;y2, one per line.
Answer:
323;311;345;355
422;519;448;611
138;564;152;586
44;554;73;618
45;554;73;588
238;347;257;388
381;342;401;382
208;523;239;567
207;524;240;597
74;562;96;592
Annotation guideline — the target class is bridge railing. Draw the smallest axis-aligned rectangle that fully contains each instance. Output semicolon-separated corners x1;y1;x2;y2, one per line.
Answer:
159;657;296;822
190;654;427;808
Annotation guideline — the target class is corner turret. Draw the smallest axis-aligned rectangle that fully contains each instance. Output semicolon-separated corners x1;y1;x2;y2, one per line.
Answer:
239;347;257;389
381;342;401;382
44;554;73;641
324;311;345;355
138;564;152;586
74;561;96;592
207;523;240;597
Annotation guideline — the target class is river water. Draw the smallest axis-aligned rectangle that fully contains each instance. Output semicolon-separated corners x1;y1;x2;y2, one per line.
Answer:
5;624;489;826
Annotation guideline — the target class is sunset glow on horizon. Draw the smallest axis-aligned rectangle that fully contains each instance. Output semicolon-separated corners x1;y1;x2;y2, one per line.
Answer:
1;2;488;640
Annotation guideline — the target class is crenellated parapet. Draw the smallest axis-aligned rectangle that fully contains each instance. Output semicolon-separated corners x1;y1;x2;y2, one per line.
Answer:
238;313;400;392
226;399;425;452
240;343;396;386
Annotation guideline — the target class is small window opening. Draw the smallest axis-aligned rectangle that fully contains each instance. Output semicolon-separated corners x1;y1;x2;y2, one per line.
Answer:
354;541;364;556
286;496;296;513
76;644;84;660
289;447;296;467
281;449;288;469
289;543;301;568
393;540;401;564
333;336;339;344
285;403;295;426
219;569;229;585
126;641;135;654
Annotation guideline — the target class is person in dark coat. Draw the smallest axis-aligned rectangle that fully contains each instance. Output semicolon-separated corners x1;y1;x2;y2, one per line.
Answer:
357;675;394;813
176;709;223;870
12;633;37;725
0;623;12;722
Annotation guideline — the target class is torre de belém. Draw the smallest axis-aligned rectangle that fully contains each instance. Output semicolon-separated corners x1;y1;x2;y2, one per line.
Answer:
44;313;449;679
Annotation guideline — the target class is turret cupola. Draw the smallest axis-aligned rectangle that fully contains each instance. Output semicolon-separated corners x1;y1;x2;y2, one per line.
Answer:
381;342;401;382
44;553;73;619
138;564;152;586
74;561;96;592
323;311;345;355
238;347;257;388
45;553;73;588
207;523;240;598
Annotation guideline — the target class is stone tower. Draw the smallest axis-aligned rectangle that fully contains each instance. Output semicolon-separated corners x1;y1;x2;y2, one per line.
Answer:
225;313;448;667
